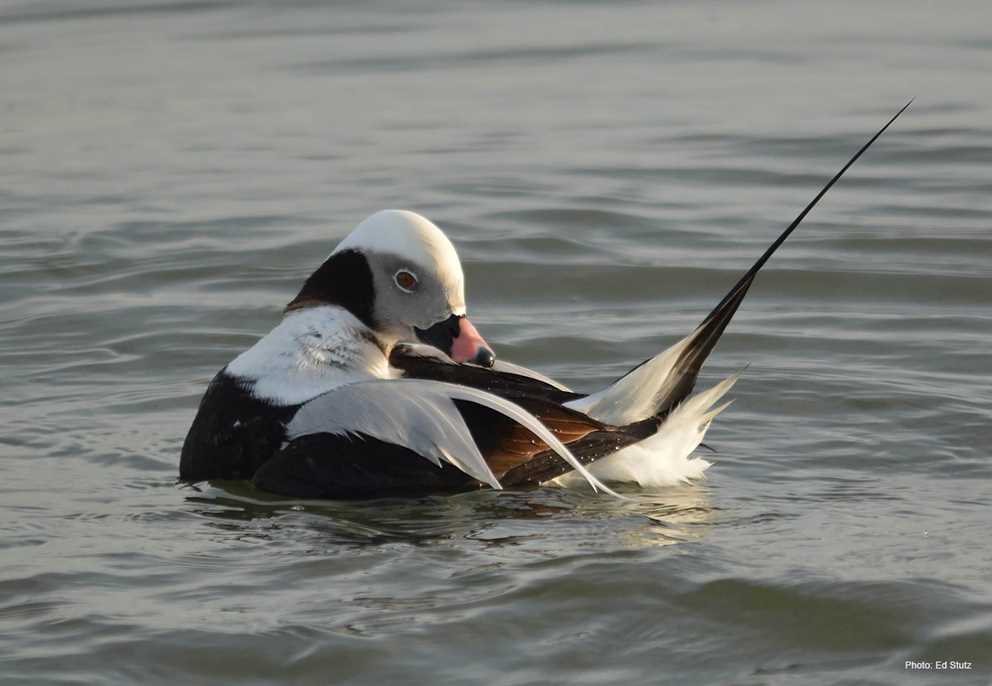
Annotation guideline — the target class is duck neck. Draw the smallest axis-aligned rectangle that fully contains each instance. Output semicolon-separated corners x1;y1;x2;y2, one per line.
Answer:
226;306;391;406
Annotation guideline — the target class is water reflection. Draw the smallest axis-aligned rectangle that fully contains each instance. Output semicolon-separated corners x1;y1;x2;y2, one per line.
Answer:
183;480;715;552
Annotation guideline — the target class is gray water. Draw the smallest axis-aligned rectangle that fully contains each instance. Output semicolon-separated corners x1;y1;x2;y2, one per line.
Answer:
2;1;991;684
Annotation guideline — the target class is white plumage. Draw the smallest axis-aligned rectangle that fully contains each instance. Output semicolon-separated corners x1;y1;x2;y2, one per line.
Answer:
226;307;392;406
553;372;741;488
564;328;703;425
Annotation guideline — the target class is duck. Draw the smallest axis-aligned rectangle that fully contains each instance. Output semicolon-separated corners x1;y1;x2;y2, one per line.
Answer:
179;103;908;499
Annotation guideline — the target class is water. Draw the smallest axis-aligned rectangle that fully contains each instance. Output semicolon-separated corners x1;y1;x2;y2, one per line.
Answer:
2;1;991;683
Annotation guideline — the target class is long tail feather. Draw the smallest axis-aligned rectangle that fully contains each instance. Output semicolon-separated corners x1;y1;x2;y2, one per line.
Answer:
638;101;911;421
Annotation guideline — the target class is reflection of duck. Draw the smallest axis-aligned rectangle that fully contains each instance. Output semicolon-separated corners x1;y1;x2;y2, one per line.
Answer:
186;484;715;552
179;105;908;499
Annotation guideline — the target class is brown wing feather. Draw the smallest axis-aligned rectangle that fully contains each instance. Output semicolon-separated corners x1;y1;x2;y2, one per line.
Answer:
393;343;655;479
489;411;604;475
390;343;584;405
453;396;638;478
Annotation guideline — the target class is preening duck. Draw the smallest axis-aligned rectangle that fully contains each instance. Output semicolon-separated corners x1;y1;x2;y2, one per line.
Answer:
180;103;909;499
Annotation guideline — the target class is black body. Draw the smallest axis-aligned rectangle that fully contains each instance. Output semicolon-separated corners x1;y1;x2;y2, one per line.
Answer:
179;371;298;482
252;432;478;498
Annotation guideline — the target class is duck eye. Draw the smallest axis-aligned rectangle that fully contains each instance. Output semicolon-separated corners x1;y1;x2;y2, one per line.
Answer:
394;269;418;293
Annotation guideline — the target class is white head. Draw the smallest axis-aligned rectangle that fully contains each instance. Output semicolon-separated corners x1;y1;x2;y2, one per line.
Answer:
285;210;494;366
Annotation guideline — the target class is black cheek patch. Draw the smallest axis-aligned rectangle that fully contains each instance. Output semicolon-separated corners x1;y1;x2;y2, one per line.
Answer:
286;249;376;328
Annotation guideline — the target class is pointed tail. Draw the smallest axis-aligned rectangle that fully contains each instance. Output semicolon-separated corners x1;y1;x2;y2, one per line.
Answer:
567;101;911;425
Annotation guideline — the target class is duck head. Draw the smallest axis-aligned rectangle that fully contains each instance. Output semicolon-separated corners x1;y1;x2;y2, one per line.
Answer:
286;209;495;367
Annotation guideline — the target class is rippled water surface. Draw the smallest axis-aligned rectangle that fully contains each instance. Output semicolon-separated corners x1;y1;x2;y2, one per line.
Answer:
2;1;991;684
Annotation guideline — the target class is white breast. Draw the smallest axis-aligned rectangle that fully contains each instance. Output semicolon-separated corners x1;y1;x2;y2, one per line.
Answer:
226;306;391;406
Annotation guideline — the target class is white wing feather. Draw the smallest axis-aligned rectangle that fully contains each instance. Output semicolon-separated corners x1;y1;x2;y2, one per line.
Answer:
553;371;741;487
286;378;619;497
564;328;703;425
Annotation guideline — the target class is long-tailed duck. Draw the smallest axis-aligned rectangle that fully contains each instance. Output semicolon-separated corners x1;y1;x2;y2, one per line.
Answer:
180;103;908;499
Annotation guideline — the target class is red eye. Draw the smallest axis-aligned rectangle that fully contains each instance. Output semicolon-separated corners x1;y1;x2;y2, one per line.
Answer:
394;270;418;292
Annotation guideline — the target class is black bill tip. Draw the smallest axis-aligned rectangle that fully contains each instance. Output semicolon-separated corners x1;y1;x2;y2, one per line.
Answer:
472;347;496;368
